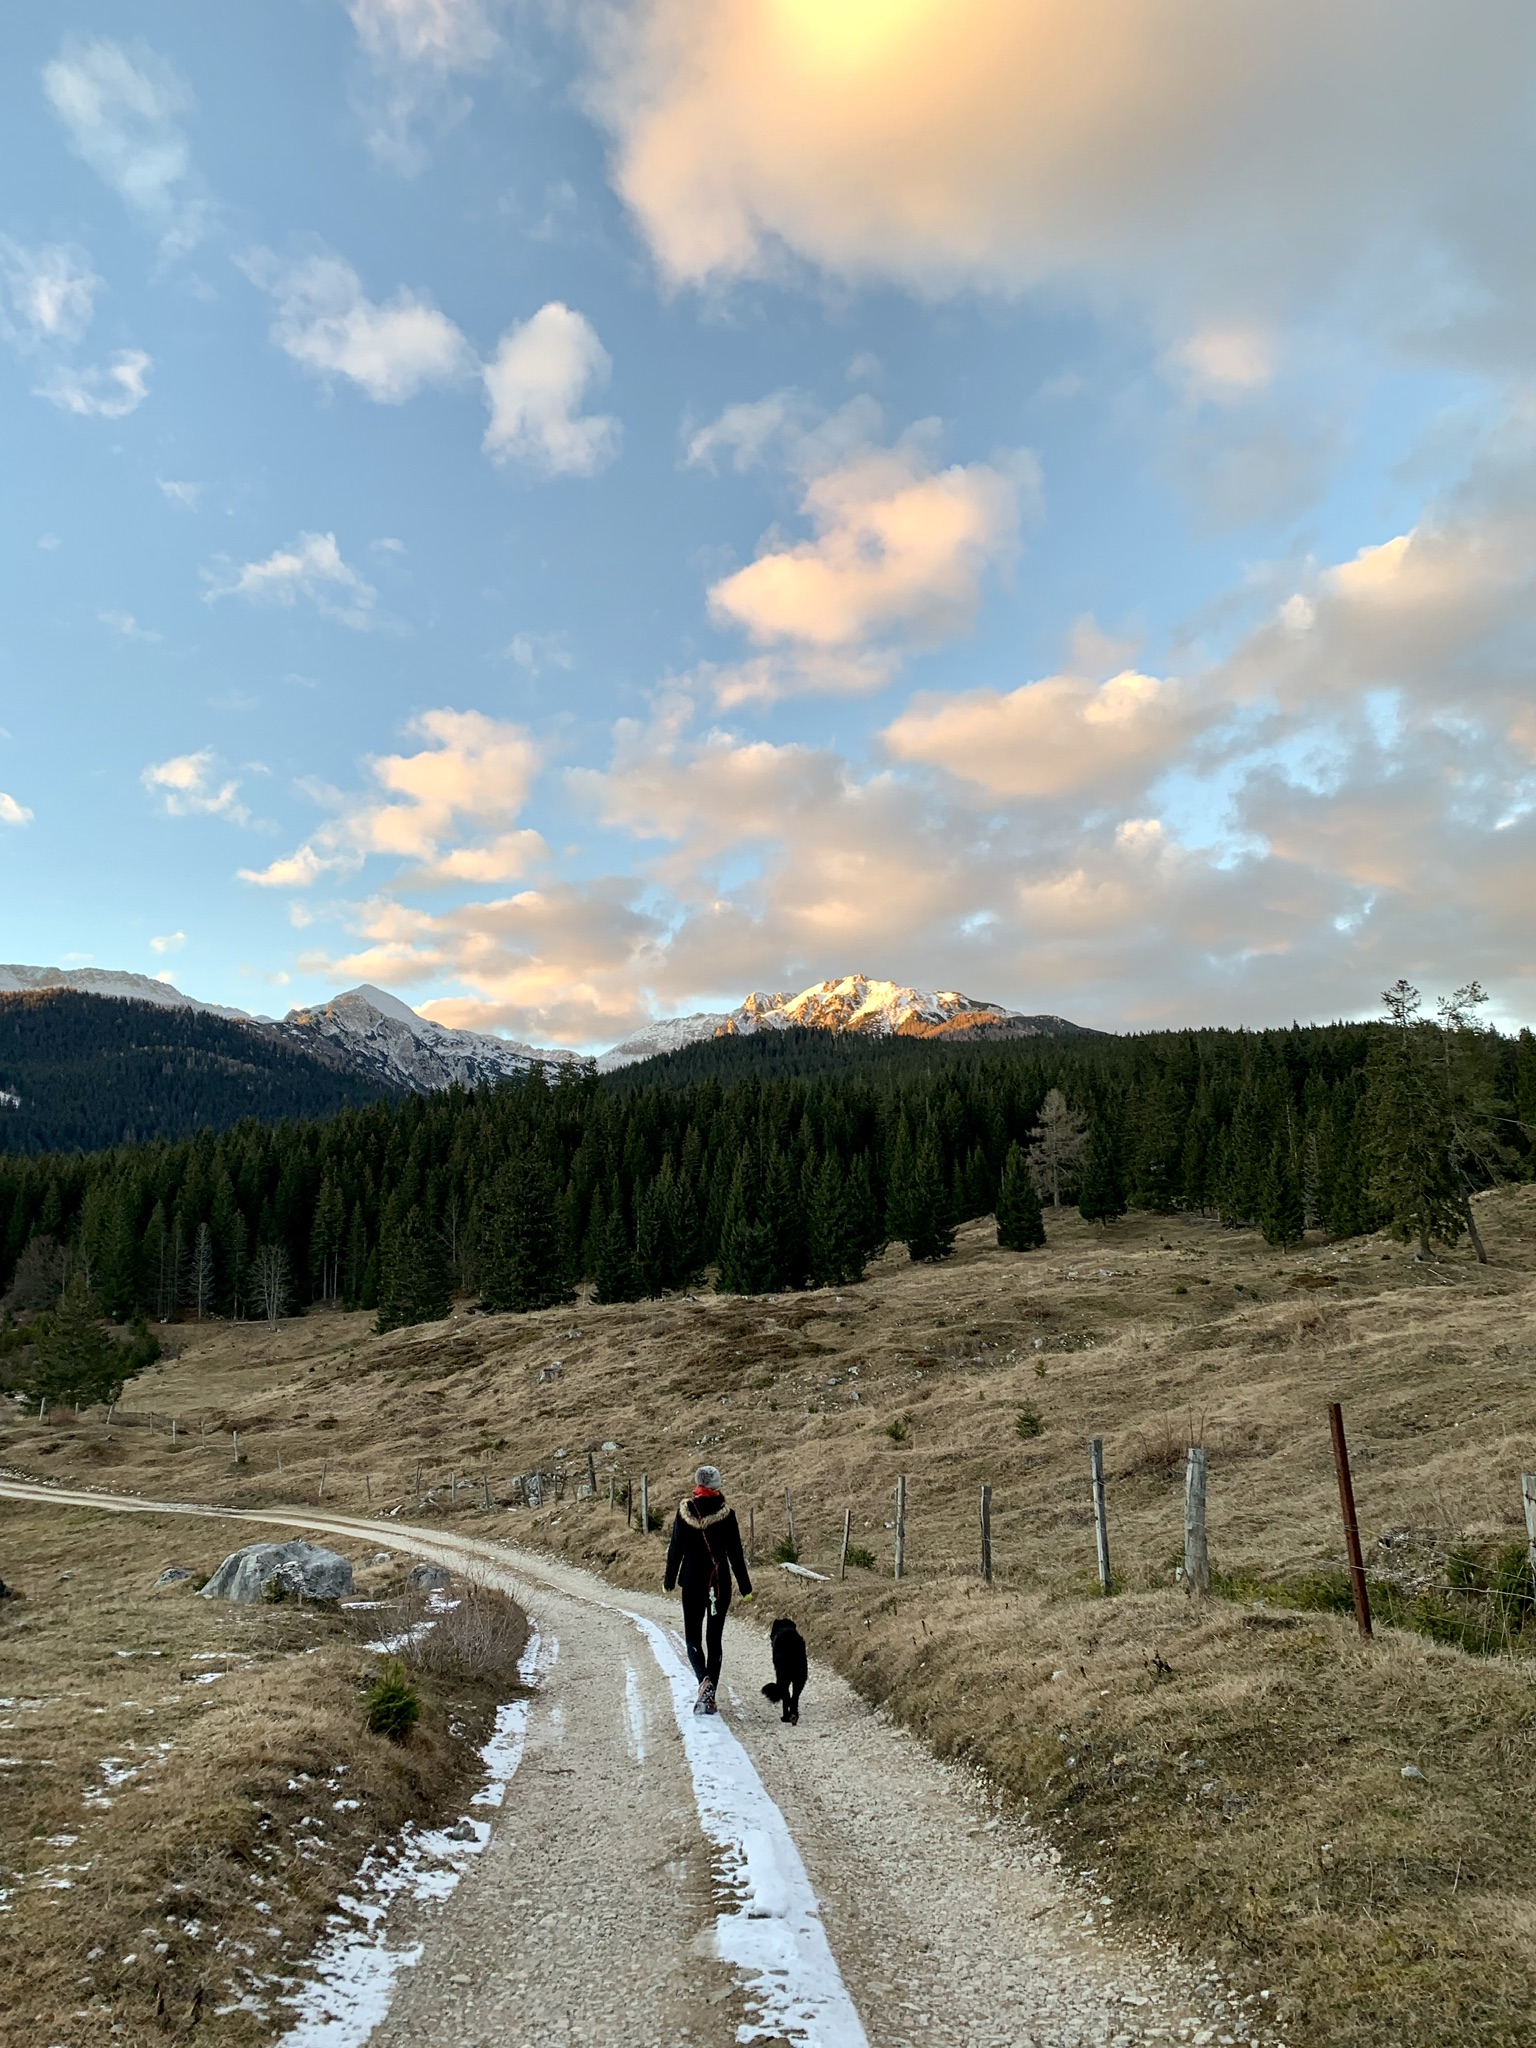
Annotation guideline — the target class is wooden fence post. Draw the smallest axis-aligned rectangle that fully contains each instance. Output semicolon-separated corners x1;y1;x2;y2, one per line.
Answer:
232;1429;240;1465
277;1448;283;1476
319;1458;327;1501
626;1477;634;1529
587;1448;598;1496
1184;1446;1209;1595
413;1459;422;1504
641;1474;650;1535
980;1483;993;1584
1090;1438;1111;1595
785;1487;797;1554
894;1475;907;1581
171;1417;178;1446
365;1472;372;1503
1328;1401;1373;1639
1522;1474;1536;1579
839;1507;851;1580
609;1474;615;1512
483;1470;493;1511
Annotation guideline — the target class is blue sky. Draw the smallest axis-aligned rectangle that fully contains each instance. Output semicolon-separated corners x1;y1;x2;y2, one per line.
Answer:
3;3;1535;1046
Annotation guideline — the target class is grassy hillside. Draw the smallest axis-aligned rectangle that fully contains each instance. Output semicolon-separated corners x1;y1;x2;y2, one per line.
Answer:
5;1186;1536;2044
0;990;395;1154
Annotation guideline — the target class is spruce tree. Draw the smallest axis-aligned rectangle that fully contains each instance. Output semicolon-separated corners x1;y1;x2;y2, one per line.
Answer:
807;1153;866;1287
593;1205;644;1304
1259;1143;1305;1247
715;1156;776;1294
996;1143;1046;1251
1361;981;1462;1256
904;1140;955;1262
1078;1114;1128;1226
28;1271;123;1409
480;1154;572;1312
376;1212;452;1332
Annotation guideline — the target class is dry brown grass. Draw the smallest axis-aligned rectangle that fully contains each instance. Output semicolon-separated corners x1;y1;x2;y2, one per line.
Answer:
0;1503;525;2048
6;1183;1536;2044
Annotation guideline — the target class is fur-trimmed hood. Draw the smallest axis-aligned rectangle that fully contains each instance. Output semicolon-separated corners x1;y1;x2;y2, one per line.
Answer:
679;1494;731;1530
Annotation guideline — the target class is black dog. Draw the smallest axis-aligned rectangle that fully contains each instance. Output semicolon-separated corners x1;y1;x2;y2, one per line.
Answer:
761;1617;808;1725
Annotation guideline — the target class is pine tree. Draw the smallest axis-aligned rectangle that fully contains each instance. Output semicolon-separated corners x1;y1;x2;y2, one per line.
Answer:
27;1271;123;1409
996;1143;1047;1251
375;1213;451;1332
310;1176;345;1302
479;1154;573;1312
1078;1112;1128;1226
807;1153;866;1287
715;1156;776;1294
904;1140;955;1262
593;1204;644;1304
1259;1142;1305;1248
1361;980;1462;1257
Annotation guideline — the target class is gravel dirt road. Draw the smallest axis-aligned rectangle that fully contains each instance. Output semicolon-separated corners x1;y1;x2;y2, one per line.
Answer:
0;1478;1225;2048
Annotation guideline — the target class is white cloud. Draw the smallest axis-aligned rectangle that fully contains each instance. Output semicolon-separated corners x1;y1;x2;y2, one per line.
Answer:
149;930;186;953
35;349;151;419
241;249;476;402
142;750;250;824
482;302;620;476
204;532;377;629
158;478;202;508
239;708;545;889
579;0;1536;368
344;0;504;174
1165;325;1276;401
883;669;1203;801
689;394;1029;702
43;38;209;253
0;238;99;347
508;631;573;674
0;792;34;828
100;610;162;642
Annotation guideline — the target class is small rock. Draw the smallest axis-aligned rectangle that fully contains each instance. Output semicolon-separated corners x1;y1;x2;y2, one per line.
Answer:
156;1568;193;1587
408;1563;450;1590
444;1819;477;1841
1401;1763;1426;1781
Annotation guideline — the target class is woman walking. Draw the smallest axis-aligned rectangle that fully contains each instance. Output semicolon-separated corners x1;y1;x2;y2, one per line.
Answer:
663;1464;752;1715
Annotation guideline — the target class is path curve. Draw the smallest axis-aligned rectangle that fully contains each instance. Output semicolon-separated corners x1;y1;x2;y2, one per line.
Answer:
1;1478;1207;2048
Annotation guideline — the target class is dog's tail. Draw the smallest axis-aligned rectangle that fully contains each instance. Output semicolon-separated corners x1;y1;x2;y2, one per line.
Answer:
761;1682;784;1702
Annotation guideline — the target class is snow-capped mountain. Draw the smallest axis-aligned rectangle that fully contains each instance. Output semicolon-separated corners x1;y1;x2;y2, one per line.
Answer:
601;976;1090;1069
595;1012;730;1074
719;975;1066;1041
278;985;583;1094
0;962;250;1020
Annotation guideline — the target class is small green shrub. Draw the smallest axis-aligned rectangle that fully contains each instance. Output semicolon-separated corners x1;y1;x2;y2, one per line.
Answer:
885;1415;910;1445
844;1544;877;1571
772;1536;800;1564
1015;1407;1043;1440
365;1659;421;1741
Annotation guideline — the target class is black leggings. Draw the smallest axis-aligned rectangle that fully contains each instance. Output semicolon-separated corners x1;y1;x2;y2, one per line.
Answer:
681;1585;730;1686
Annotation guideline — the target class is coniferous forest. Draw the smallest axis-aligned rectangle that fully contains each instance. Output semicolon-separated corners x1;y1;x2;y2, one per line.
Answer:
1;994;1533;1342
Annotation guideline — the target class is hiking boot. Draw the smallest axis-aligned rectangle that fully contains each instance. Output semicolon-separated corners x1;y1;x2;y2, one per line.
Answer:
701;1680;718;1716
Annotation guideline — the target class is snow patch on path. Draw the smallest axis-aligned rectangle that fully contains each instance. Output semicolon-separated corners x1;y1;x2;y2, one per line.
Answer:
624;1664;647;1764
627;1612;868;2048
273;1628;555;2046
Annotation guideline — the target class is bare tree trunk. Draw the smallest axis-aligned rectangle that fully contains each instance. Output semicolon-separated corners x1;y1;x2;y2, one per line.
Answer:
1462;1195;1489;1264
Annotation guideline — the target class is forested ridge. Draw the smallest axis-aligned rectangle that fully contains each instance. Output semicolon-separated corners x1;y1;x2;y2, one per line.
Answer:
3;993;1532;1337
0;990;395;1154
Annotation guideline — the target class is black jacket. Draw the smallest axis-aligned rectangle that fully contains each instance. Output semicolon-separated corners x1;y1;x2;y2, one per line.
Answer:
664;1493;752;1599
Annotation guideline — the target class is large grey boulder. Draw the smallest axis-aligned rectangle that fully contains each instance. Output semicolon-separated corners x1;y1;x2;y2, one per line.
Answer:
407;1562;449;1590
199;1539;353;1604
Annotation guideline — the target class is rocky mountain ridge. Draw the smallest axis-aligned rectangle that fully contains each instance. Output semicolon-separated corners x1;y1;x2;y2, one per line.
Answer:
3;964;1089;1095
